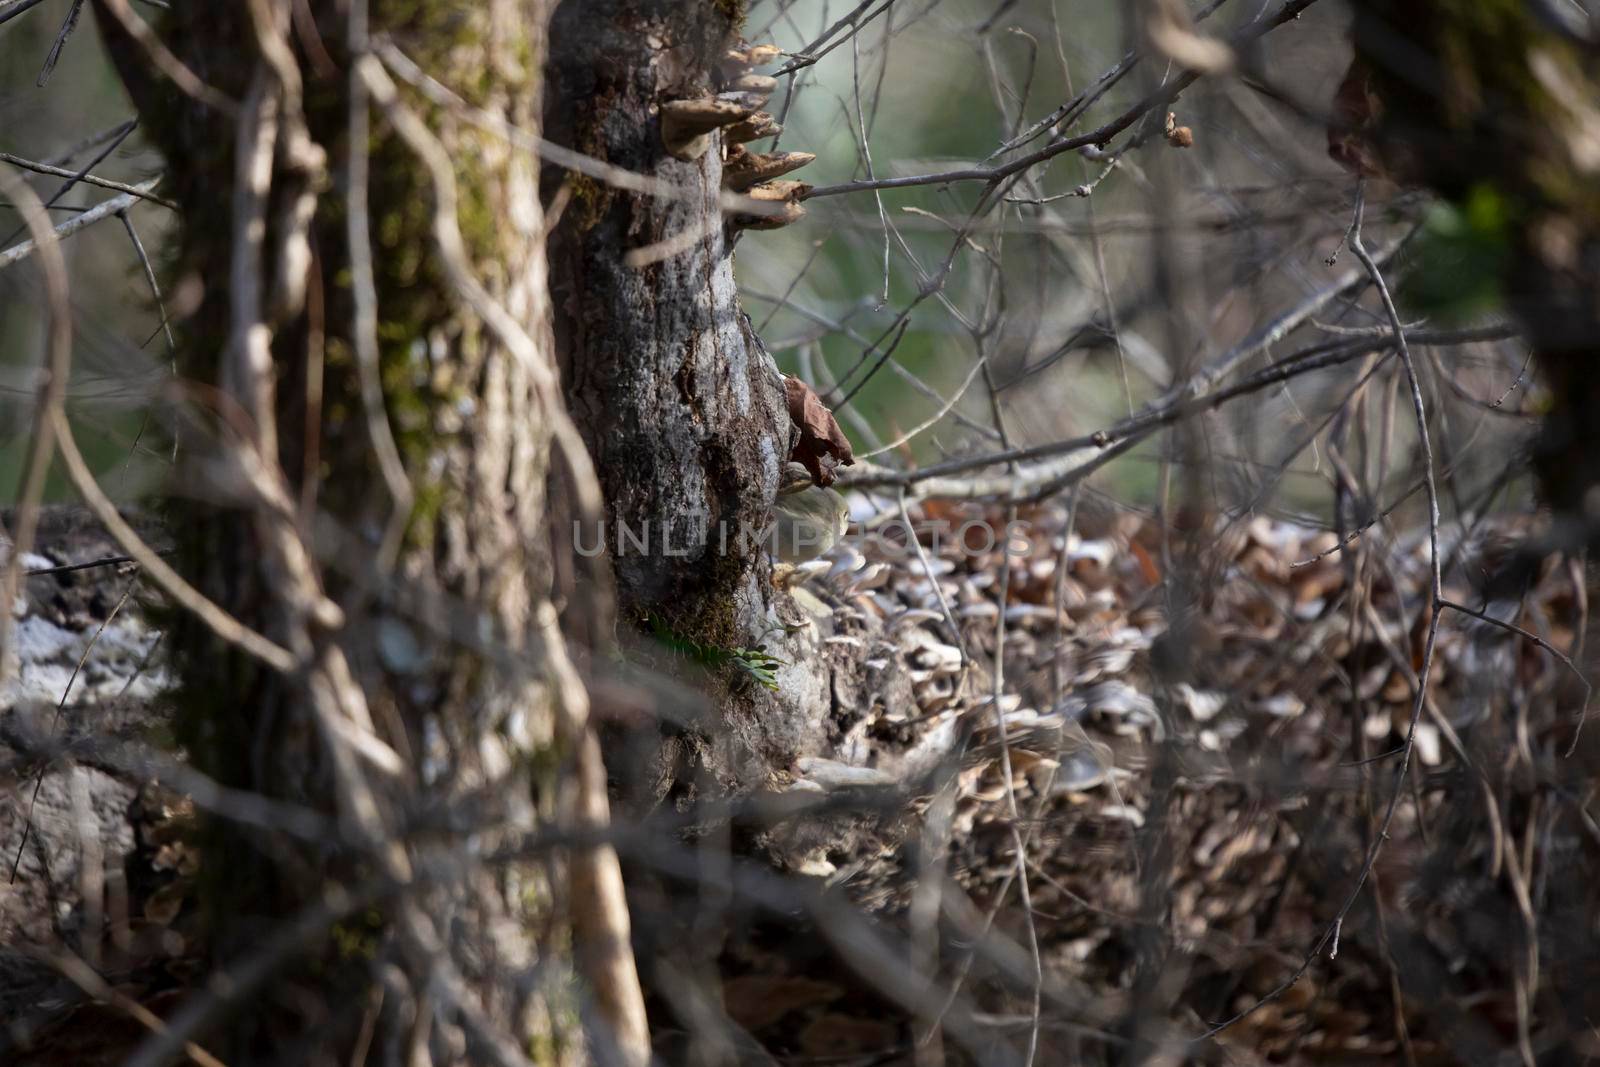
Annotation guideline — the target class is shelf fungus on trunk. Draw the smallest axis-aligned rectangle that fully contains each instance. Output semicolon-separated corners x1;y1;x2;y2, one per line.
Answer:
725;112;783;144
659;43;782;162
720;43;783;78
726;73;779;97
656;39;814;231
724;148;817;192
659;98;754;162
733;180;812;231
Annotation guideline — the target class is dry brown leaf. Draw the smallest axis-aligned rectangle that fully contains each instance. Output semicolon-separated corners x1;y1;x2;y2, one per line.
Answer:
1327;56;1385;177
798;1013;899;1057
722;974;842;1030
784;375;854;487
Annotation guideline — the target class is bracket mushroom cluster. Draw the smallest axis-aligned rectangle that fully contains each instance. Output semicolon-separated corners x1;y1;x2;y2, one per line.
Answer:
658;41;814;232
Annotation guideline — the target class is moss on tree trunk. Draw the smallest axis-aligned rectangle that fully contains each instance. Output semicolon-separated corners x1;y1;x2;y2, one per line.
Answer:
94;1;598;1061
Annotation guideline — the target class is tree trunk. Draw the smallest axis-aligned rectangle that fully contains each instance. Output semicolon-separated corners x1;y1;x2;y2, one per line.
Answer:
1346;0;1600;535
89;0;859;1057
542;0;855;817
94;1;646;1063
546;0;790;638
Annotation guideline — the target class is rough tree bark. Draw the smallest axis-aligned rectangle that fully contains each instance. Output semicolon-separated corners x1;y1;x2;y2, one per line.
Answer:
547;1;792;632
92;1;648;1063
77;0;903;1058
86;0;860;1059
542;0;857;818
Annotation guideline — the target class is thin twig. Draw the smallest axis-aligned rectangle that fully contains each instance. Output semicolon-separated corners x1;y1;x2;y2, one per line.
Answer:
0;153;176;210
35;0;86;87
1;115;141;249
803;0;1320;200
1205;182;1447;1043
38;947;227;1067
93;0;239;114
346;0;413;573
0;0;49;28
9;578;137;885
0;179;163;271
1440;597;1593;755
50;406;297;673
0;168;72;689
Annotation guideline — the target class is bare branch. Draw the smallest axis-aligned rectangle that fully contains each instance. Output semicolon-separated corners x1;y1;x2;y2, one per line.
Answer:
0;178;163;271
0;168;72;684
92;0;239;114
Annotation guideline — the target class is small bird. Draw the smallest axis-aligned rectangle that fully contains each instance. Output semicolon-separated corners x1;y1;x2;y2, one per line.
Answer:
772;463;850;564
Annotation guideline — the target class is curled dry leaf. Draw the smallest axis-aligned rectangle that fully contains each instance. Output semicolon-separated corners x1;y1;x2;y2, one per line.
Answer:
1327;56;1385;178
1163;111;1194;148
783;375;855;487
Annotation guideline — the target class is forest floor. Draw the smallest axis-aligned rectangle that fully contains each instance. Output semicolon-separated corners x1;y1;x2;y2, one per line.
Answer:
2;500;1597;1065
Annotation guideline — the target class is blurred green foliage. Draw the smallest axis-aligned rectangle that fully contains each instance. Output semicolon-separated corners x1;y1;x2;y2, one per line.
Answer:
1399;184;1512;323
